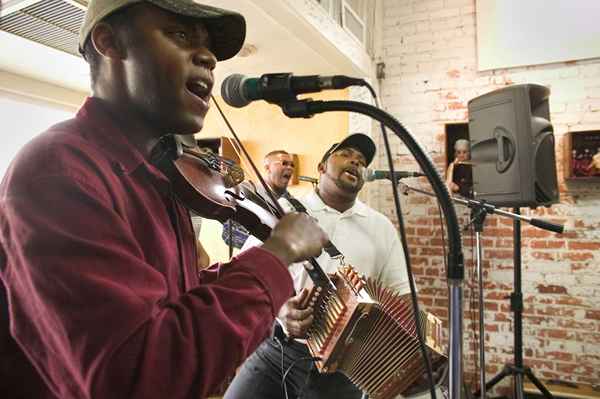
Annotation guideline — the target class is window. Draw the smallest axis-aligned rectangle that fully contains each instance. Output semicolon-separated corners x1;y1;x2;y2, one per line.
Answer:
0;92;74;177
314;0;375;55
342;0;366;44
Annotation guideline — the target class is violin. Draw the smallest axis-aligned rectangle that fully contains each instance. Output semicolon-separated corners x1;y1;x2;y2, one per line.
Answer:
151;134;278;242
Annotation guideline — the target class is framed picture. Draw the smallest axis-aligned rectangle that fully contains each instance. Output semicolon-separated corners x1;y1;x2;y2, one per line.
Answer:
564;131;600;180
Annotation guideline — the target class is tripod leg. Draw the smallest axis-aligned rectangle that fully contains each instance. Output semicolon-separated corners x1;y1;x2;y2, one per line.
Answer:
524;368;554;399
473;365;513;396
514;372;524;399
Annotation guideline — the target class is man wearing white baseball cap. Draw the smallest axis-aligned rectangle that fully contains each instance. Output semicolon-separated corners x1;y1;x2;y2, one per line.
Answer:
0;1;328;398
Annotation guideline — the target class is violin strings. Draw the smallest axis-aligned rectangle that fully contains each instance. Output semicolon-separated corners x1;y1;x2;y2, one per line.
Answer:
210;95;286;218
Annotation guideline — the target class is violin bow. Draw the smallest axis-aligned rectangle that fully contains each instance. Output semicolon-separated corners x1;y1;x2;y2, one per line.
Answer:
210;95;286;218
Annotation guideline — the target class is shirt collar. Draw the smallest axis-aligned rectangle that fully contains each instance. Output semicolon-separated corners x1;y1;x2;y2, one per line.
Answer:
76;97;161;177
304;190;368;217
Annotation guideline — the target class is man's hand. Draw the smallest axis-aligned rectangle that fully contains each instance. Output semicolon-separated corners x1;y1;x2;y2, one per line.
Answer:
277;289;314;338
261;212;327;266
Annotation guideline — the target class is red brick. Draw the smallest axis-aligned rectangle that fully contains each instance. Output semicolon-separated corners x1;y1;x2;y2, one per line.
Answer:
557;319;595;330
531;251;557;261
495;239;514;248
433;298;447;307
481;227;513;237
522;229;552;238
416;227;434;236
410;257;429;266
420;297;433;306
536;284;568;294
568;241;600;250
535;351;574;362
448;101;466;110
495;312;510;322
540;329;576;339
561;252;594;261
537;306;576;317
407;196;431;205
530;240;565;249
554;296;584;306
421;247;444;256
485;291;509;300
525;315;550;325
484;249;514;259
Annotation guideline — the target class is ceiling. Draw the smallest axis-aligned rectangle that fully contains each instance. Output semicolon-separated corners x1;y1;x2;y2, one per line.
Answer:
0;0;367;95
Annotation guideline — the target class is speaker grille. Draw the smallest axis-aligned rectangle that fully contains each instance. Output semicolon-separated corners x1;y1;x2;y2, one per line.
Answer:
535;131;559;204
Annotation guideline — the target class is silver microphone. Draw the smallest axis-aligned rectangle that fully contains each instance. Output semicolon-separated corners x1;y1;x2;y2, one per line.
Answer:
298;175;318;184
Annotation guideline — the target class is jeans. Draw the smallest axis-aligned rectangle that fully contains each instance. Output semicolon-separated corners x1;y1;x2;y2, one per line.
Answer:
224;327;364;399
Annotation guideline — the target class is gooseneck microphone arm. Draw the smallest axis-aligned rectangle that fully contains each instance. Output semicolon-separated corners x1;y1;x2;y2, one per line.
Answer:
274;99;465;399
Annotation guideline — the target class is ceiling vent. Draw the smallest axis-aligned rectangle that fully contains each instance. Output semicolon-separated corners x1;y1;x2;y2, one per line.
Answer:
0;0;87;57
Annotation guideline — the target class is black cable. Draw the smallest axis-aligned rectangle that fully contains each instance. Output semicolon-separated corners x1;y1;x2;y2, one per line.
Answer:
281;355;321;399
361;80;438;399
272;337;286;398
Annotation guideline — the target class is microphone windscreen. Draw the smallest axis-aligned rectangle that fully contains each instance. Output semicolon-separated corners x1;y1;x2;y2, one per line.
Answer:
221;74;248;108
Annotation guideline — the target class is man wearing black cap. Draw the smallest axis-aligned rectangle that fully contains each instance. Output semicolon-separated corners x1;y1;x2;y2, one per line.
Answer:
0;1;328;398
225;134;411;399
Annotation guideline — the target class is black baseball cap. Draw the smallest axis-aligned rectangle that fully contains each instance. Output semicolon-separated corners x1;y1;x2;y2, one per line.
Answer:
320;133;376;166
79;0;246;61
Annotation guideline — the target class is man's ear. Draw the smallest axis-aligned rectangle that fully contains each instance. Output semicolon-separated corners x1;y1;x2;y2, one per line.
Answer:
91;22;126;60
317;161;326;174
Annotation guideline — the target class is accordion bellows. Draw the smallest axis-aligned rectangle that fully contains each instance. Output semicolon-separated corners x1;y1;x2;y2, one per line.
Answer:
304;265;446;399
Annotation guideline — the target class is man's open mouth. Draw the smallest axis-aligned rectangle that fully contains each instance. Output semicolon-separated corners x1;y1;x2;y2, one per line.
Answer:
186;79;211;101
344;168;359;179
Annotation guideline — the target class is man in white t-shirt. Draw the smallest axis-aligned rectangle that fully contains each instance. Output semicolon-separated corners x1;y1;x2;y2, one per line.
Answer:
224;133;411;399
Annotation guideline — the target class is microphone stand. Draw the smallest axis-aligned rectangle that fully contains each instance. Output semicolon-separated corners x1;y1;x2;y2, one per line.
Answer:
274;99;465;399
397;183;563;399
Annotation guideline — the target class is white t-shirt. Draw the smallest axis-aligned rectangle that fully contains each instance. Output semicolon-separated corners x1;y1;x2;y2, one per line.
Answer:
243;191;411;295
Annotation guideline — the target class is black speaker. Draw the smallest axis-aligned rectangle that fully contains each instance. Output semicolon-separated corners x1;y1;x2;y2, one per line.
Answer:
467;84;559;208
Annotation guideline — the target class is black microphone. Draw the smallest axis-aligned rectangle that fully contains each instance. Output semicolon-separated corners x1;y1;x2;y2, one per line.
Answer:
298;175;318;184
221;73;366;108
363;168;425;182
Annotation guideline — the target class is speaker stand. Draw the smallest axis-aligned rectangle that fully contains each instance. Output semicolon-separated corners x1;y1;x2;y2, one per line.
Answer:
396;184;564;399
475;208;554;399
468;206;488;399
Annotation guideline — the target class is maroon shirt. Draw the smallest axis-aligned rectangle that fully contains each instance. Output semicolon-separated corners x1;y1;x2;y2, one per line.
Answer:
0;97;293;399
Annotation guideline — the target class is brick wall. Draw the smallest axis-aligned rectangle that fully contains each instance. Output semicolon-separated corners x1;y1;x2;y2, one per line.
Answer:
375;0;600;390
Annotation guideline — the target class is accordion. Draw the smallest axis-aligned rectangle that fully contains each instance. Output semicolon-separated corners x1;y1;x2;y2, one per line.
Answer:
302;265;446;399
